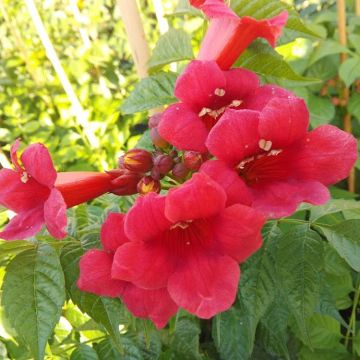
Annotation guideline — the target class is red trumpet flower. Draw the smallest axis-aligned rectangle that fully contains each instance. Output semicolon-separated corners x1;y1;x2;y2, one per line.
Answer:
191;0;288;70
0;141;117;240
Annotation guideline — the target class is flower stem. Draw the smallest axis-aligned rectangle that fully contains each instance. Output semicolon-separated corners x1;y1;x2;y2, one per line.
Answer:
345;276;360;351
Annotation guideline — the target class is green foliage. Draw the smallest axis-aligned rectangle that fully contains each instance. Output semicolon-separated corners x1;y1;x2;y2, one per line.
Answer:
148;28;194;70
121;72;178;114
2;243;65;360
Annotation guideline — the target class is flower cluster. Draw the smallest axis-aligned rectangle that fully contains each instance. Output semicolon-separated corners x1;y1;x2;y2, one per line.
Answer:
0;0;357;329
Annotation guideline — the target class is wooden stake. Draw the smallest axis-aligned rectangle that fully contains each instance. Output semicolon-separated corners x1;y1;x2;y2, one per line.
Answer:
117;0;151;79
356;0;360;16
337;0;355;192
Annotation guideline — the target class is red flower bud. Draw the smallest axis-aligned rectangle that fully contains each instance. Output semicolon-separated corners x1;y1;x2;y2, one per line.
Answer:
108;169;142;196
183;151;203;171
153;154;174;175
149;113;163;129
56;172;113;208
119;149;153;173
150;128;169;149
137;176;161;195
172;163;190;181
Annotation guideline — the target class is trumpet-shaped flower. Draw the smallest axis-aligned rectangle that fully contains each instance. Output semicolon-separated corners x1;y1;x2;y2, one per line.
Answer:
0;140;67;240
158;60;260;152
190;0;288;70
202;97;358;218
78;212;178;329
0;141;118;240
111;173;265;319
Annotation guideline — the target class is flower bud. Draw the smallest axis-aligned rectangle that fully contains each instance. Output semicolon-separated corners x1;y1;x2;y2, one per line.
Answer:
172;163;190;181
183;151;203;171
150;167;164;181
148;113;162;129
153;154;174;175
119;149;153;173
150;128;169;149
137;176;161;195
108;169;142;196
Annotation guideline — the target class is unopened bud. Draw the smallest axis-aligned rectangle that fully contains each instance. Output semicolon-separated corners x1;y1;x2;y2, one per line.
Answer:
108;169;142;196
150;128;169;149
153;154;174;175
148;113;162;129
183;151;203;171
172;163;190;181
137;176;161;195
119;148;153;173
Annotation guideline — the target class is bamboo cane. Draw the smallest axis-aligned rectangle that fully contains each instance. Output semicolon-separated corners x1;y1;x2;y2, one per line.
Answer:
117;0;151;79
337;0;355;192
356;0;360;16
24;0;99;148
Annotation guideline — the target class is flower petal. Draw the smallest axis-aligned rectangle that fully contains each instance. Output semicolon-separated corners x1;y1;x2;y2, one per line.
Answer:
200;160;252;206
223;68;260;102
206;109;260;165
112;241;173;289
190;0;237;18
168;253;239;318
295;125;358;186
0;168;49;213
0;207;44;240
125;193;171;242
251;180;330;218
165;173;226;223
21;143;57;187
213;204;265;262
44;188;67;239
77;249;126;297
174;60;226;109
243;84;293;111
122;286;178;329
259;97;309;148
101;212;129;252
158;103;209;152
198;12;288;70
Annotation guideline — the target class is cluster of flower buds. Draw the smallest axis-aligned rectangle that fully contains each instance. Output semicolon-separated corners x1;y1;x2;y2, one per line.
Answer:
110;145;207;196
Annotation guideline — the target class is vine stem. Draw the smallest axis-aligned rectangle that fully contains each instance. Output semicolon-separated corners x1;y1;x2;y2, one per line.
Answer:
337;0;355;192
345;279;360;350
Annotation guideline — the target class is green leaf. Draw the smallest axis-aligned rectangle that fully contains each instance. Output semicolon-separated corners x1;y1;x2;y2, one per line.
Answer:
310;199;360;223
212;308;255;360
258;295;290;359
309;40;349;66
240;223;282;326
317;220;360;272
277;225;324;346
349;34;360;54
339;57;360;88
0;240;34;261
95;339;122;360
121;72;177;114
307;94;335;127
148;29;194;70
237;41;319;87
304;314;341;349
60;243;124;346
232;0;320;41
2;243;65;360
348;93;360;121
71;344;99;360
136;130;153;151
170;317;201;360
